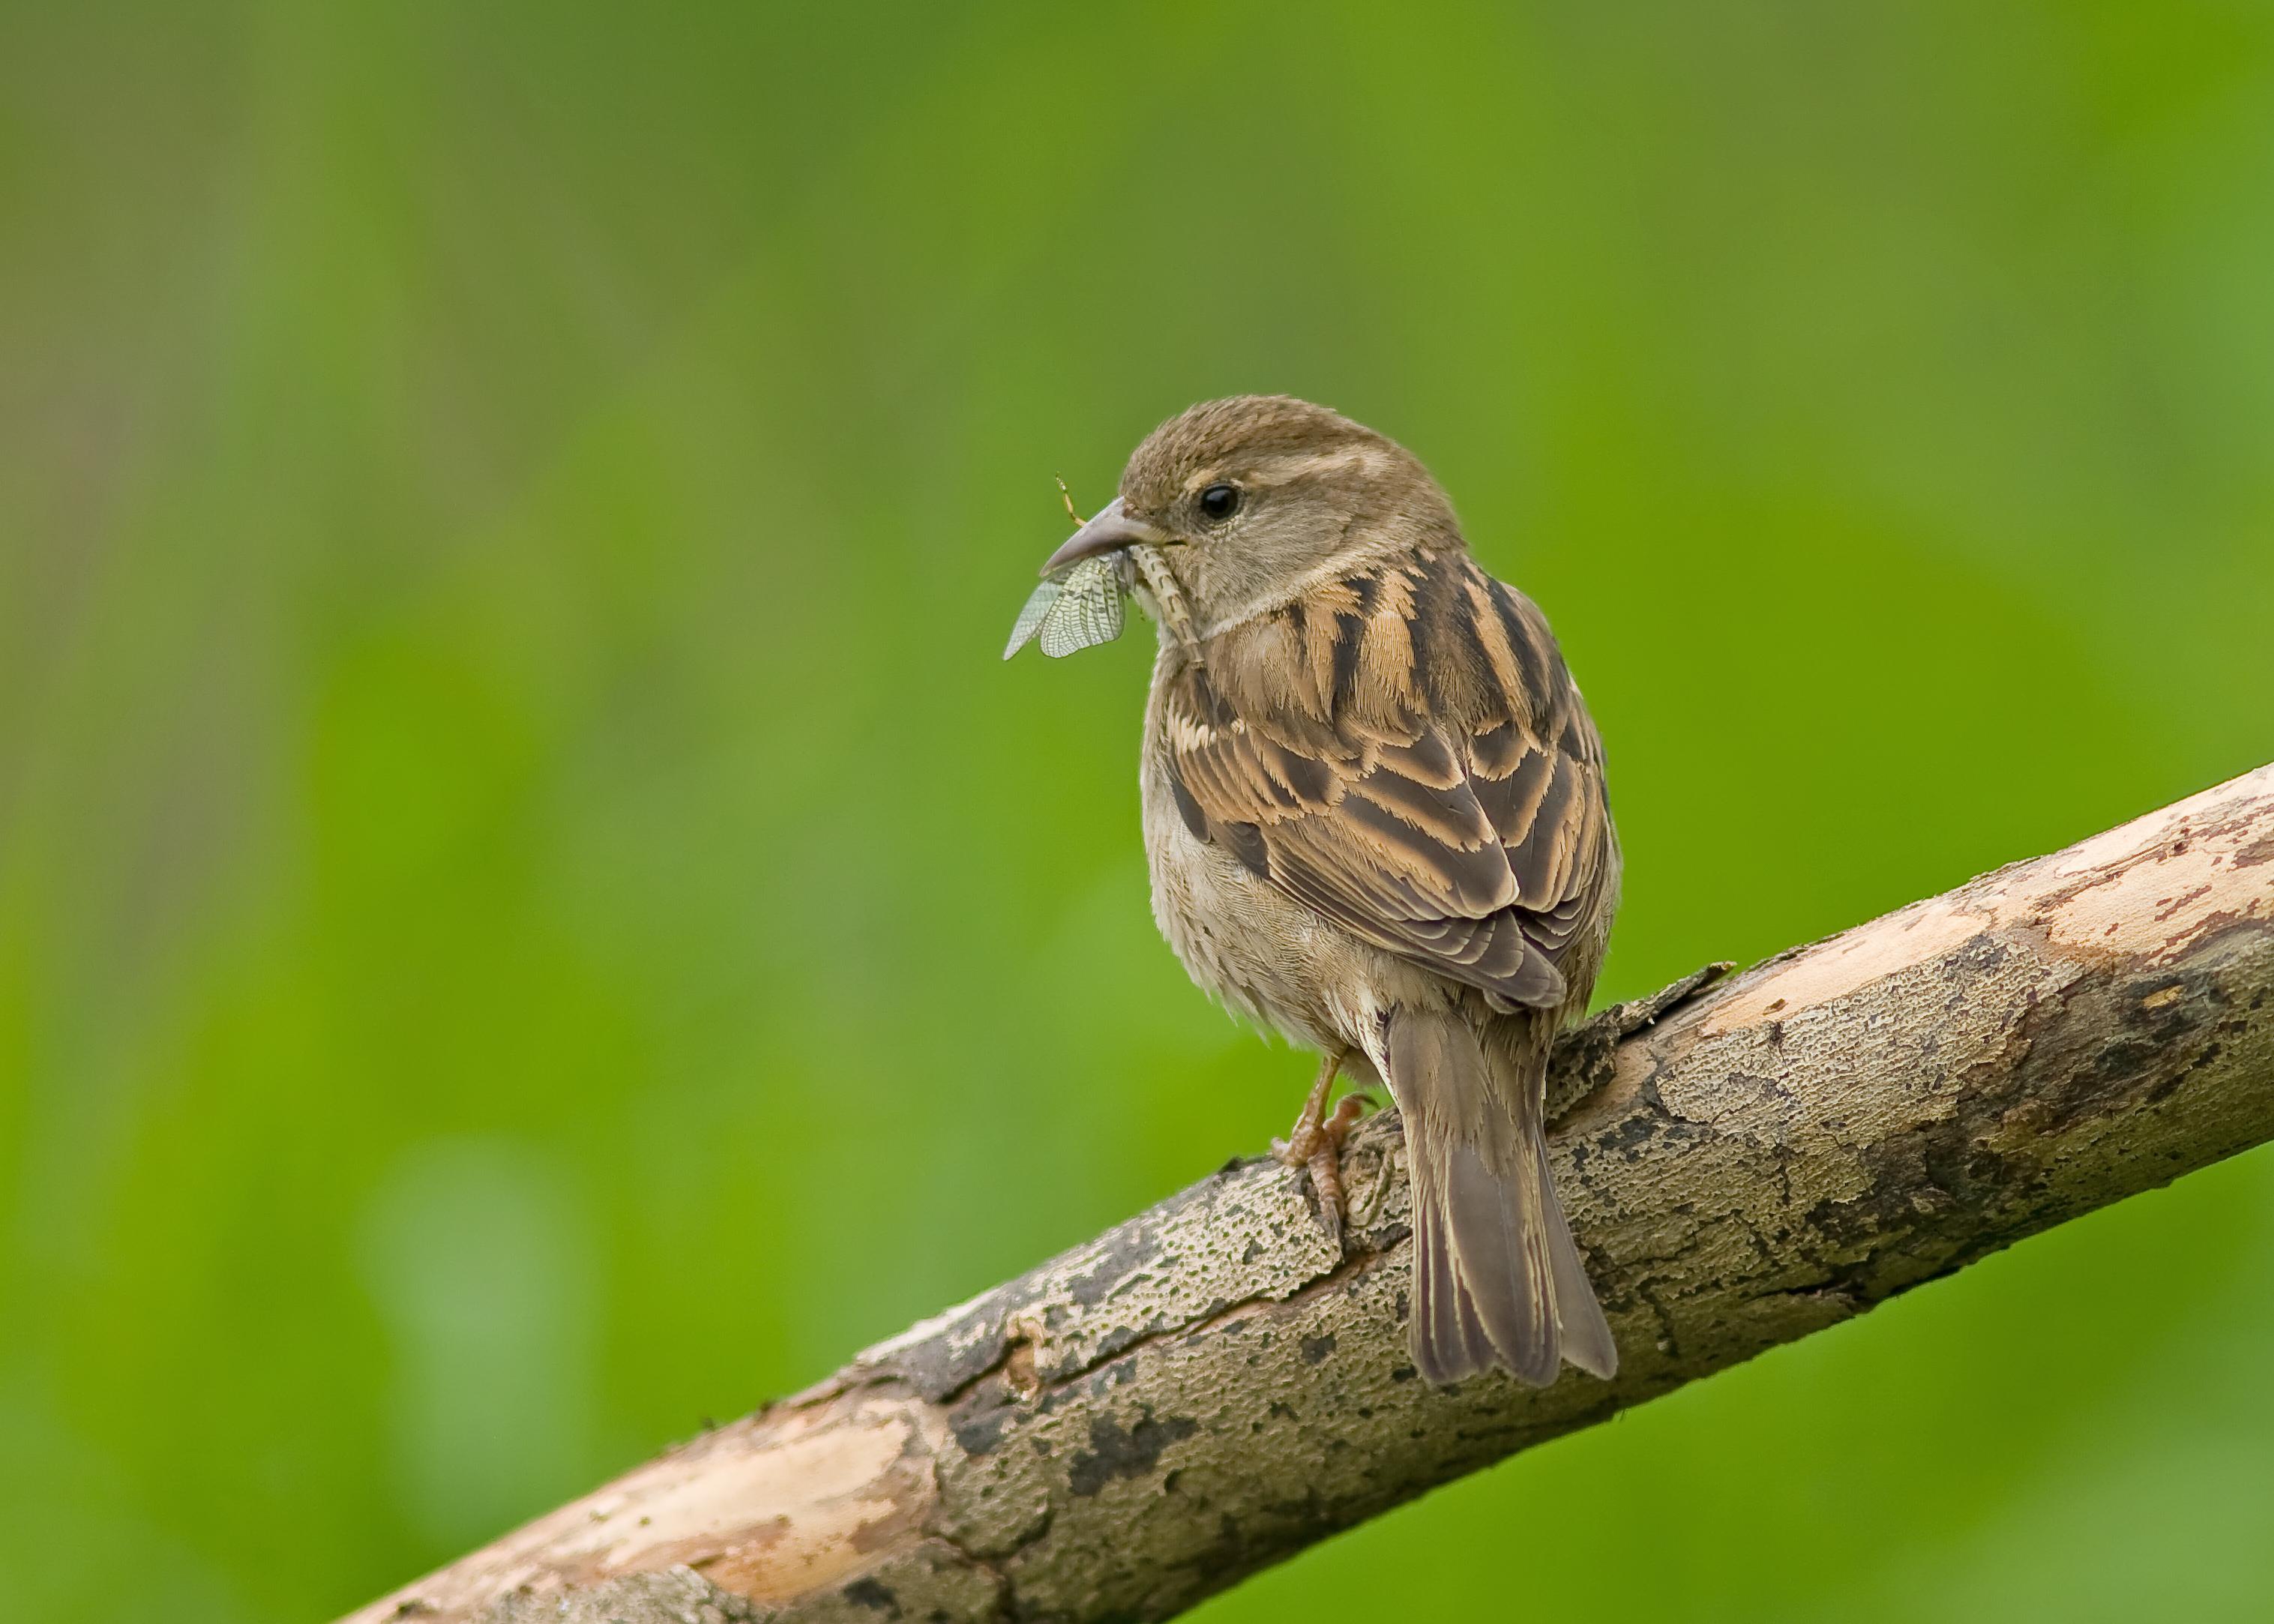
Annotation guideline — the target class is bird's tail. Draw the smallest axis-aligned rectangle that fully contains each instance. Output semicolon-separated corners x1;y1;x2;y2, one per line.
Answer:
1385;1005;1616;1386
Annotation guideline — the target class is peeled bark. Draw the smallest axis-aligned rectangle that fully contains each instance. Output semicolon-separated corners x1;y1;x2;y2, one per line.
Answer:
346;765;2274;1624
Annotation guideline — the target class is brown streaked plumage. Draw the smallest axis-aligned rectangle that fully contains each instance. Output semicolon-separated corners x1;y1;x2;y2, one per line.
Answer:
1041;395;1619;1386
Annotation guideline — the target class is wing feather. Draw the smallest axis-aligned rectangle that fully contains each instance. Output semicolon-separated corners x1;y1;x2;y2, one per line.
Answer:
1164;555;1610;1008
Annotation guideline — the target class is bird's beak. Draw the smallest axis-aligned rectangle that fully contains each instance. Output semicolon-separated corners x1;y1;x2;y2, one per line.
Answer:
1042;496;1165;576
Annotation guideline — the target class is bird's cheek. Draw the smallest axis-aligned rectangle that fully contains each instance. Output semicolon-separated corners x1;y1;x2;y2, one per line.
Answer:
1162;546;1206;603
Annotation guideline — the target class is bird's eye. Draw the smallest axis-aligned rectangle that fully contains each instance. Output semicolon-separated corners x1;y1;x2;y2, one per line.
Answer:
1198;482;1241;522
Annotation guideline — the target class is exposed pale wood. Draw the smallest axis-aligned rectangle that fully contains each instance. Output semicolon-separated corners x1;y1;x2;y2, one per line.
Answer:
346;765;2274;1624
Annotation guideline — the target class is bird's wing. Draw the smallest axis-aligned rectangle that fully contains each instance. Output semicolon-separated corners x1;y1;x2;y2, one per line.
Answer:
1161;553;1611;1010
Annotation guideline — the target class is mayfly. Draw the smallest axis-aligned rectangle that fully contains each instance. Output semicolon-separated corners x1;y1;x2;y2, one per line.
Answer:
1002;480;1128;660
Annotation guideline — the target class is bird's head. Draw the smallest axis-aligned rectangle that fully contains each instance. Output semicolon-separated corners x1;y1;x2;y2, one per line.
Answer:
1044;396;1461;641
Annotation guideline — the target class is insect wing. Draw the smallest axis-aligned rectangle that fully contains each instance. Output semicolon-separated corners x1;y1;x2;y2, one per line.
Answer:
1038;556;1125;657
1003;577;1065;660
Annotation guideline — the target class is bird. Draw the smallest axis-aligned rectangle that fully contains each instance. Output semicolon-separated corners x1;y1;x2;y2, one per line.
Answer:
1033;395;1620;1386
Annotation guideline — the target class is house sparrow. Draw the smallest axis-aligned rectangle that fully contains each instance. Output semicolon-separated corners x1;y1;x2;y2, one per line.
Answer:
1026;396;1619;1386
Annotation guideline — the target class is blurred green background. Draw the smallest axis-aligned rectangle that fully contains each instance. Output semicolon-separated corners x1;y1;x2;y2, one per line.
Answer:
5;2;2274;1619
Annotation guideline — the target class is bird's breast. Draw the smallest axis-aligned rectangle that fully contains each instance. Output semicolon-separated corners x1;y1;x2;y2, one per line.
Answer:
1139;685;1344;1053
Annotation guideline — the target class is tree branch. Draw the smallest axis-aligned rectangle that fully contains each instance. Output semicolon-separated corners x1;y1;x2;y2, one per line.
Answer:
346;765;2274;1624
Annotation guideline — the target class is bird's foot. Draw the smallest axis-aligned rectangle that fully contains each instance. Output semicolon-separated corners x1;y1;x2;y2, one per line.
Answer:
1275;1093;1366;1243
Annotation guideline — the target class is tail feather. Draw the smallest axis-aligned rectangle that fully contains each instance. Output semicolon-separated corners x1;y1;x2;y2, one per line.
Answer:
1385;1005;1616;1386
1535;1130;1617;1378
1414;1175;1491;1377
1443;1140;1556;1383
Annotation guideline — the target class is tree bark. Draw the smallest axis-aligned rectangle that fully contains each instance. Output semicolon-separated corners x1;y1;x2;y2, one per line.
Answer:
346;764;2274;1624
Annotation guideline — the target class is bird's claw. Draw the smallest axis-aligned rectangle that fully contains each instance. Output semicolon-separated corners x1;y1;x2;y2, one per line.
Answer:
1275;1094;1366;1243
